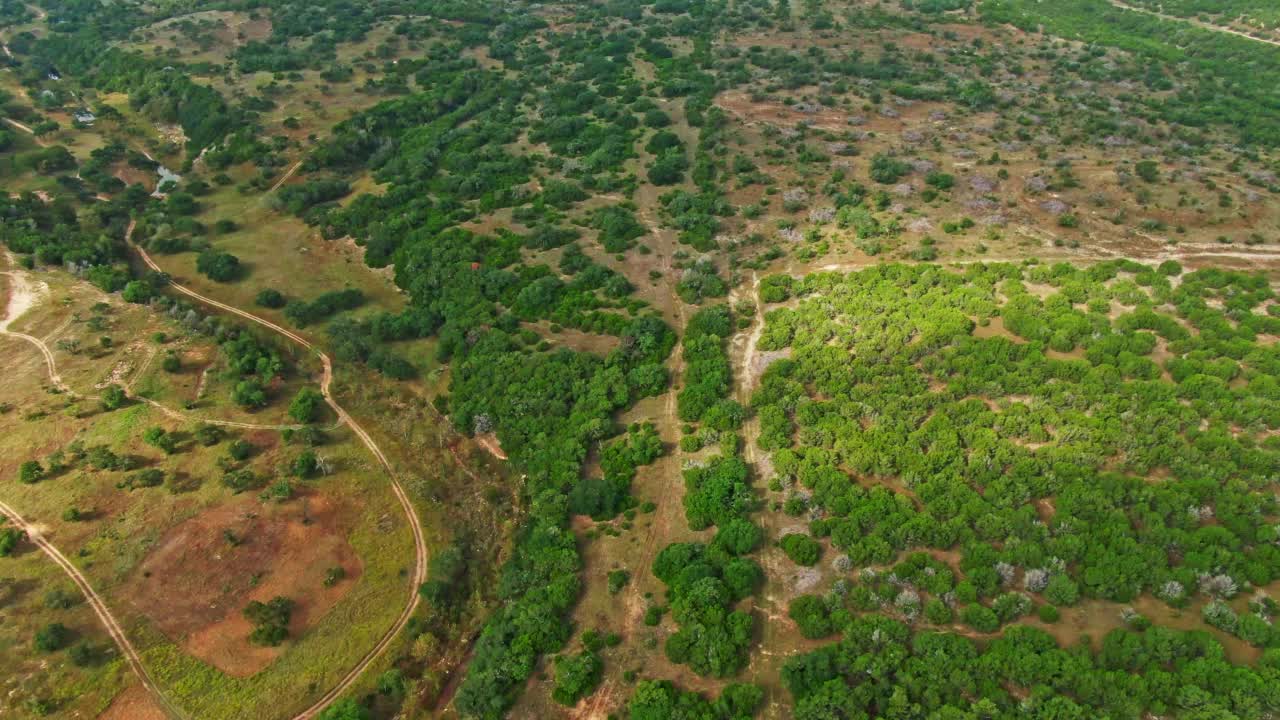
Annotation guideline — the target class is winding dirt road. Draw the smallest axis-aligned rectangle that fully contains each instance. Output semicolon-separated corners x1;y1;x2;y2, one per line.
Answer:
0;270;306;432
0;269;190;719
1108;0;1280;48
125;221;429;720
0;498;189;719
1;222;430;718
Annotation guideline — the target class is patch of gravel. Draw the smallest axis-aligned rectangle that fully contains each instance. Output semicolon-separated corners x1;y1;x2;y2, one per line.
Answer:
968;175;999;193
907;217;933;233
790;567;824;594
892;182;916;197
1024;175;1049;193
1040;199;1070;216
910;159;937;174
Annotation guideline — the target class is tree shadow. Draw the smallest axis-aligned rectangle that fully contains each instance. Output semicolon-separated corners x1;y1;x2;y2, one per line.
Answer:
164;470;202;494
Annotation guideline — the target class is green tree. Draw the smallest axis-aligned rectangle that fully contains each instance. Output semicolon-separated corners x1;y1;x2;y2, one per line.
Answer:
34;623;70;652
780;533;822;566
196;249;241;282
1044;575;1079;606
142;427;177;454
552;650;603;706
288;387;324;424
100;384;127;410
18;460;44;484
232;379;267;409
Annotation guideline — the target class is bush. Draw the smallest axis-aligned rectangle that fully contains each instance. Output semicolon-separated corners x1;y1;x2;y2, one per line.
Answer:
100;384;127;410
232;379;267;409
552;650;603;706
788;595;833;638
121;280;154;304
292;450;320;478
779;533;822;566
255;288;286;308
317;699;370;720
924;598;952;624
228;439;253;460
34;623;70;652
607;569;630;595
194;424;223;446
18;460;43;484
1044;575;1079;606
244;596;293;646
68;641;96;667
196;249;241;282
0;525;23;556
960;604;999;633
288;387;325;424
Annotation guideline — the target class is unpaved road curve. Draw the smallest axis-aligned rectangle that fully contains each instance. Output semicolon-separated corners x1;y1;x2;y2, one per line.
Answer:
1;270;178;716
0;498;190;719
127;221;430;720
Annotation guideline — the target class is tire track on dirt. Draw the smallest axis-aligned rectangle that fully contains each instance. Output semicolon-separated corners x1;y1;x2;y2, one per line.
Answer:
125;221;430;720
269;160;304;193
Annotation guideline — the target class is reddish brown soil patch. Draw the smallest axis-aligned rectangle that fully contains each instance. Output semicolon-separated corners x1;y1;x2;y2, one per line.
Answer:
125;492;362;677
97;685;167;720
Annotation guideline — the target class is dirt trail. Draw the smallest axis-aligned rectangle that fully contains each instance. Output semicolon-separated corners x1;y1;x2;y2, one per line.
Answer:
1;268;301;431
1108;0;1280;48
0;498;189;719
269;160;304;193
0;268;187;718
126;221;430;720
3;116;45;146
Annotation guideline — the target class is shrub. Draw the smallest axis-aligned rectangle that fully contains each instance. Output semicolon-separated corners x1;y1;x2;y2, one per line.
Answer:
288;387;325;424
196;249;241;282
960;604;999;633
34;623;70;652
244;596;293;646
552;650;603;706
18;460;43;484
255;288;286;308
788;595;833;639
924;598;953;624
780;533;822;566
1044;575;1079;606
607;569;630;595
100;384;127;410
0;525;26;556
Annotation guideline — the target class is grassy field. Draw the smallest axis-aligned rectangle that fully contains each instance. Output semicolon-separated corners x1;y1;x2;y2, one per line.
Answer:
0;262;417;719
